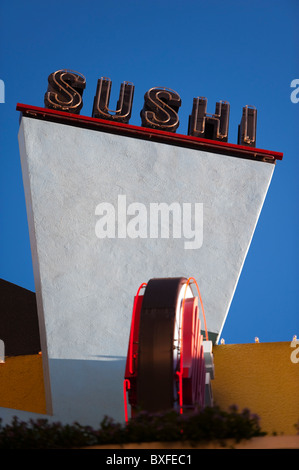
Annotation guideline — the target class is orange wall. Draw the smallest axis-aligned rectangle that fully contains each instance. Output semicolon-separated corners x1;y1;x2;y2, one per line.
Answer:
0;342;298;436
0;354;46;414
212;342;299;435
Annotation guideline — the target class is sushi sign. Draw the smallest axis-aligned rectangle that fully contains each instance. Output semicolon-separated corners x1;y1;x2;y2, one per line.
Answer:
44;69;257;146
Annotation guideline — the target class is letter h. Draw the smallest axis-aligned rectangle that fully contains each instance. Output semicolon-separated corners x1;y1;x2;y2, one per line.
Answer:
188;97;230;142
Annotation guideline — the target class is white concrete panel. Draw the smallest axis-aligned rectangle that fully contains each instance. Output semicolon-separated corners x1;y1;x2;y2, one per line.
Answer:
18;117;274;425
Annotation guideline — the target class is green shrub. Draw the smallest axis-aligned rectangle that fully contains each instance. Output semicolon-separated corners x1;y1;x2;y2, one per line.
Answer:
0;405;266;449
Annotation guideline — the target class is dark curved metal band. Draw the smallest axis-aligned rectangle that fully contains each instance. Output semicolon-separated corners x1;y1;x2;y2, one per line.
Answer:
136;277;187;413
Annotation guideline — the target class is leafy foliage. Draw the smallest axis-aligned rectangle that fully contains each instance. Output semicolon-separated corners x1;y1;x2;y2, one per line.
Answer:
0;405;266;449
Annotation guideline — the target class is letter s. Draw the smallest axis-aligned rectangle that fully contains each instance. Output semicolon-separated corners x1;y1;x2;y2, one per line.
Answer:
44;69;86;114
140;87;181;132
290;79;299;104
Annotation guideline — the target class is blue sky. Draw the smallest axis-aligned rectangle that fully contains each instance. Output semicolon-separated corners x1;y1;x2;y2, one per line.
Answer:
0;0;298;344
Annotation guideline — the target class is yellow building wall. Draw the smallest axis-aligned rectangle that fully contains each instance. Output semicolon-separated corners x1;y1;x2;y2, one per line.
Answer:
0;342;298;436
212;341;299;435
0;354;46;414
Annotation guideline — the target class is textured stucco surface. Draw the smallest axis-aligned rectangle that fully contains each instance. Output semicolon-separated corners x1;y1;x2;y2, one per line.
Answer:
212;342;299;435
18;117;274;425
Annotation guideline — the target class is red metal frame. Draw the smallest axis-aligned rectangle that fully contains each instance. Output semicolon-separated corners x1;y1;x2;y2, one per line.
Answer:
179;303;201;411
123;379;131;423
127;283;147;376
124;283;146;422
180;298;205;409
16;103;283;163
177;277;208;413
124;278;208;420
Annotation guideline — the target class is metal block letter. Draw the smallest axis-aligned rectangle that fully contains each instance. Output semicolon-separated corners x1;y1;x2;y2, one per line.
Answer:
188;97;230;142
92;77;134;123
238;105;257;147
44;69;86;114
140;87;181;133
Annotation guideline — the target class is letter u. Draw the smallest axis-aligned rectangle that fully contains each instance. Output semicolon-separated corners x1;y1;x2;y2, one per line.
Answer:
92;77;134;123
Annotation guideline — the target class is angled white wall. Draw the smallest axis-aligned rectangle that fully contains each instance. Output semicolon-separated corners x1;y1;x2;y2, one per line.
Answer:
18;116;274;425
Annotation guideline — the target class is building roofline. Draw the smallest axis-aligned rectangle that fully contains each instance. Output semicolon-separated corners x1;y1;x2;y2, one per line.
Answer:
16;103;283;164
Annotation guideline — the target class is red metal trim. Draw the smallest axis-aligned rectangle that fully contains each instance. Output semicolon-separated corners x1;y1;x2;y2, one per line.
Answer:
124;283;146;421
128;283;146;375
123;379;131;423
16;103;283;163
181;298;205;409
177;277;208;413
